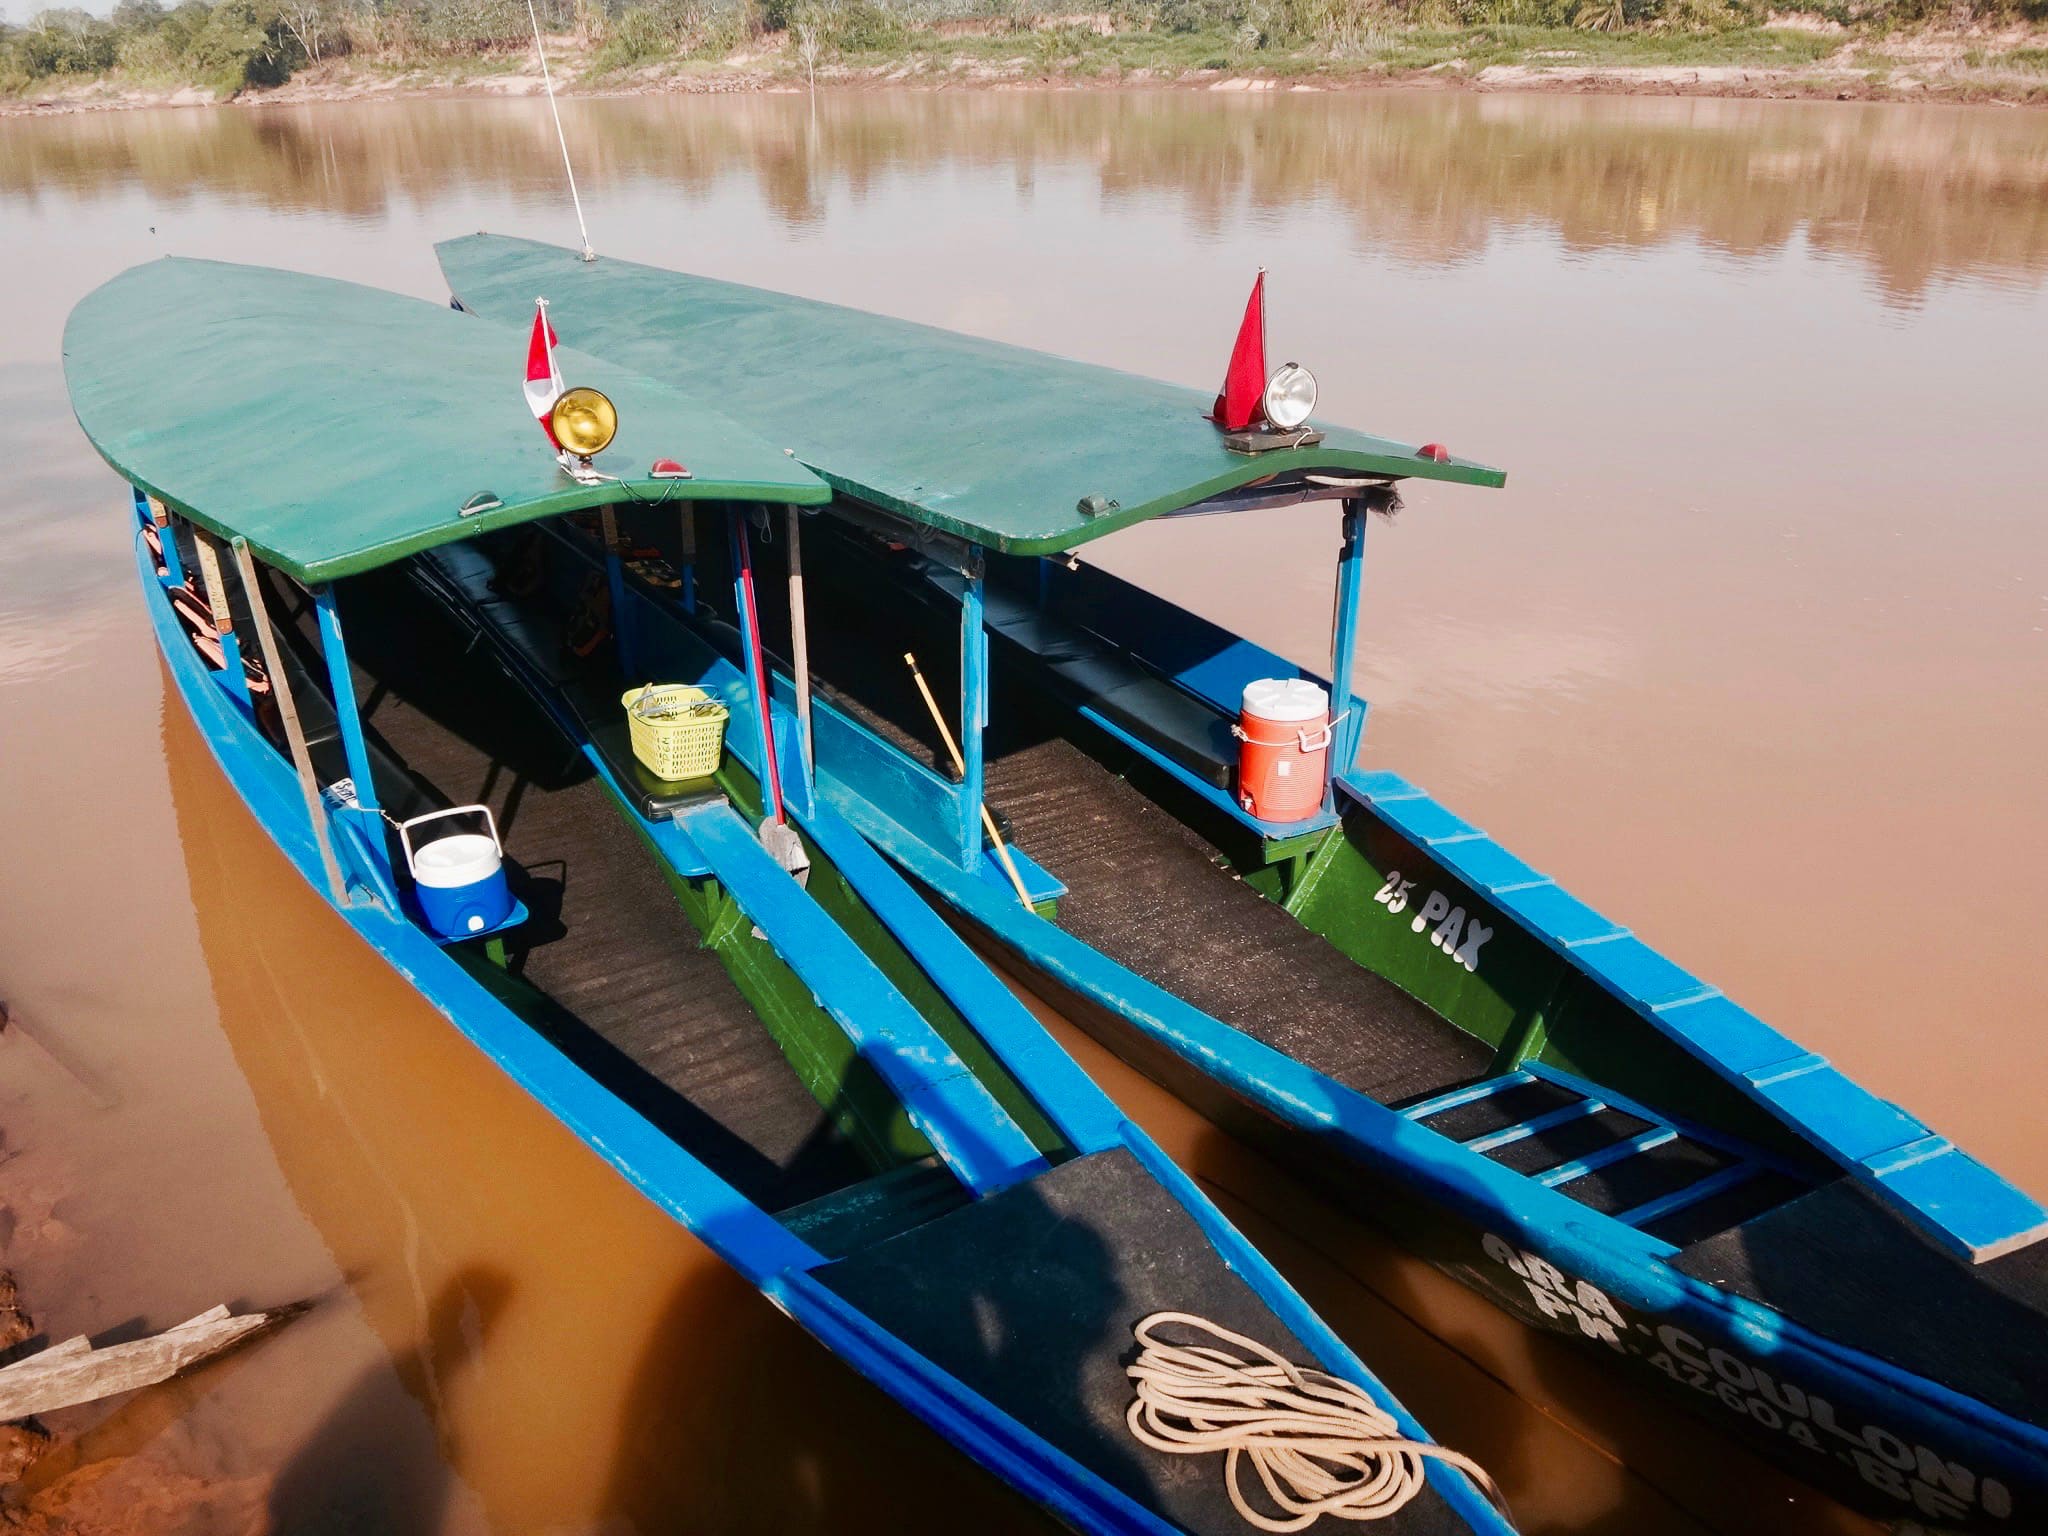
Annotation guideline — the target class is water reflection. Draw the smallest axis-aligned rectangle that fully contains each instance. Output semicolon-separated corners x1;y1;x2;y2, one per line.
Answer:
5;93;2048;301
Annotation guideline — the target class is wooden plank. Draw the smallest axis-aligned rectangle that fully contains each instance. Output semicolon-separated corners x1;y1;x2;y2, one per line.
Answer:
231;538;347;906
0;1304;299;1421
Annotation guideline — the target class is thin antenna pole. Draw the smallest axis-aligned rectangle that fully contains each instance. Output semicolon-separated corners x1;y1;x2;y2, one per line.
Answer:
526;0;595;262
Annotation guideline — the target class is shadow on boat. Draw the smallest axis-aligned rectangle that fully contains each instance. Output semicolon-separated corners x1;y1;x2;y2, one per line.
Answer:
267;565;593;803
595;1211;1151;1534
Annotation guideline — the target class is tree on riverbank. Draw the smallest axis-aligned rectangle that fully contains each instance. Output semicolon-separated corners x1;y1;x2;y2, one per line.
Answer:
3;0;318;94
5;0;2046;99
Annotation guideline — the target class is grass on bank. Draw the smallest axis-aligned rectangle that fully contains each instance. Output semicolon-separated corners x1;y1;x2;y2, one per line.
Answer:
4;0;2045;99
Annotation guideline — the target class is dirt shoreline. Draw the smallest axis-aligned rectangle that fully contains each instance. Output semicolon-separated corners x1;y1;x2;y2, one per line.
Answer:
7;36;2048;117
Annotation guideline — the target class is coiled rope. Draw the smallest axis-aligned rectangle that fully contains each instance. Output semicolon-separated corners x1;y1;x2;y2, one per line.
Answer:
1124;1313;1509;1532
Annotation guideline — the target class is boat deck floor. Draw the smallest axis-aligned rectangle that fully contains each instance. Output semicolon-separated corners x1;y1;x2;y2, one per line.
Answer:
312;565;871;1212
984;735;1494;1107
820;1146;1470;1536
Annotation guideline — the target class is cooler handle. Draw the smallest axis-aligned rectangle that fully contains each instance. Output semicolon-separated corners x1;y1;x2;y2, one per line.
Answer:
1229;708;1351;753
1293;709;1352;754
396;804;502;875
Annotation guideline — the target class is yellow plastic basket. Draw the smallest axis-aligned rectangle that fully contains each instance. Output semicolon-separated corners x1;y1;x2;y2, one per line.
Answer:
621;685;728;782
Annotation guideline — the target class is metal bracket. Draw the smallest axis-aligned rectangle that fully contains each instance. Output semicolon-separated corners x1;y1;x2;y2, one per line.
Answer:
1222;426;1325;456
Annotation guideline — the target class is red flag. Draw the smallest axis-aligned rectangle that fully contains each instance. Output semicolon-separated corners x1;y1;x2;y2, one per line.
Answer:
1211;270;1268;432
524;299;564;448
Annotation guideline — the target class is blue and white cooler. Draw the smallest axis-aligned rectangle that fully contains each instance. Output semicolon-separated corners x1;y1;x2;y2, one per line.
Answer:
399;805;514;938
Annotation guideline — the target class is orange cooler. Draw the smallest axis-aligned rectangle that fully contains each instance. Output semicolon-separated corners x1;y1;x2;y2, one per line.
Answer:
1235;678;1333;823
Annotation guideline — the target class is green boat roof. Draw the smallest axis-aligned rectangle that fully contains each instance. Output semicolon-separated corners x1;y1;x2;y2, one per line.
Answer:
64;258;830;586
436;235;1506;558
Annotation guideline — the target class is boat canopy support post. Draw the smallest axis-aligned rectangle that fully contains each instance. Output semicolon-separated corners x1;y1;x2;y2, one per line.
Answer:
786;505;815;787
727;506;785;820
189;528;249;707
957;547;987;871
678;503;697;614
1328;496;1371;789
230;538;348;906
598;505;636;681
311;585;387;859
138;488;185;588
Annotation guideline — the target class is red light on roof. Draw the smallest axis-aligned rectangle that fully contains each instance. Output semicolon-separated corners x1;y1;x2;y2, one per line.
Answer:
650;458;692;479
1418;443;1450;463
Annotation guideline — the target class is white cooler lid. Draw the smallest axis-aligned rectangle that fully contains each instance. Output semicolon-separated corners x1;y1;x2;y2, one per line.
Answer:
1242;677;1329;723
412;831;502;889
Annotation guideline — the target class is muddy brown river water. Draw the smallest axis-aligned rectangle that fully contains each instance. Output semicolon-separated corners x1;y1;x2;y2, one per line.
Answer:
2;87;2045;1534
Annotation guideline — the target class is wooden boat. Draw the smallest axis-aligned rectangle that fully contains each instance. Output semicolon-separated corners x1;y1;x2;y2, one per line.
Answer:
436;233;2048;1534
65;256;1516;1536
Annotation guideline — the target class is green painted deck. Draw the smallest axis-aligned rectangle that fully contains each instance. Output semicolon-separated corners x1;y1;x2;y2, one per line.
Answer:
63;258;829;585
436;235;1506;556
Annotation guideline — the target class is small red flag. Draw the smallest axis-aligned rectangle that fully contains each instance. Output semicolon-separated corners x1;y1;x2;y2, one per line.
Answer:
1211;271;1268;432
524;299;564;449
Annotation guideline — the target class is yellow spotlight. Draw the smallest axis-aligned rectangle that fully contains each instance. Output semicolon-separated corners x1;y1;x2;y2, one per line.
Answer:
550;387;618;459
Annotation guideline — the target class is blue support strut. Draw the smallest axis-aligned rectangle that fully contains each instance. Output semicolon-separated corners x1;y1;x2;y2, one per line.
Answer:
678;504;698;615
958;548;987;870
311;585;387;870
1328;497;1370;786
600;505;636;681
728;507;783;816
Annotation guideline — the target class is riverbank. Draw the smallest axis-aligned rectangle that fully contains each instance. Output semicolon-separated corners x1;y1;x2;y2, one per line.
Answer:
7;19;2048;116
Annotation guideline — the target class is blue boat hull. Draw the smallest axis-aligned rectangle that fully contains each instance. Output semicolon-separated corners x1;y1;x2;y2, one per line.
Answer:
135;526;1514;1536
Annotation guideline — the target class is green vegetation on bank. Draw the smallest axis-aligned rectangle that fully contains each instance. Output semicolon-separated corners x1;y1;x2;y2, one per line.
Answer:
4;0;2046;99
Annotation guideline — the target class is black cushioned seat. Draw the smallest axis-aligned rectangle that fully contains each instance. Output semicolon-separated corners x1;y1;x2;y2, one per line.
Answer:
1085;675;1236;789
930;567;1236;790
421;542;579;689
485;604;576;689
901;554;1236;789
423;538;500;605
418;545;728;823
571;679;726;821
